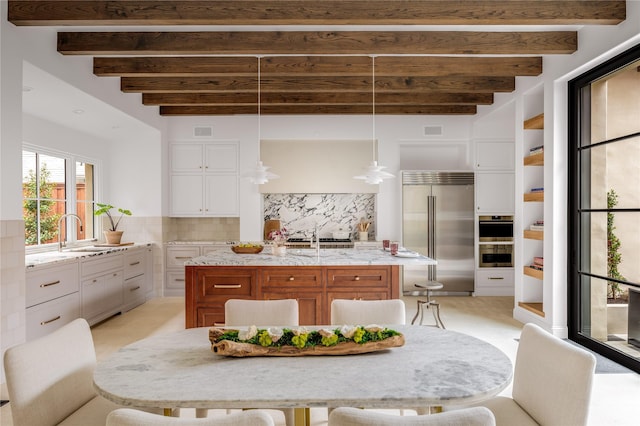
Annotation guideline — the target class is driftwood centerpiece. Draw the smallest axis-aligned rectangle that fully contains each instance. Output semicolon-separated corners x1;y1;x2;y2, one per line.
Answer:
209;325;404;357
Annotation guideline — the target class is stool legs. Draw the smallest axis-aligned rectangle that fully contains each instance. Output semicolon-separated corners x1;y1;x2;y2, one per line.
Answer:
411;299;445;329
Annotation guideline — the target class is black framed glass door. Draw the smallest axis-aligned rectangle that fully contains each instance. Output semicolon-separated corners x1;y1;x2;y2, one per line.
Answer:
568;44;640;373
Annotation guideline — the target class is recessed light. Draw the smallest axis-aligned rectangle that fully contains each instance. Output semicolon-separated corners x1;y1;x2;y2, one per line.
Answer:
72;109;85;114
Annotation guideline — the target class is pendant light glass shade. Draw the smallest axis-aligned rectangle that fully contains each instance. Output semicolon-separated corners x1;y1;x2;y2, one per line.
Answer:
354;56;394;185
244;57;279;185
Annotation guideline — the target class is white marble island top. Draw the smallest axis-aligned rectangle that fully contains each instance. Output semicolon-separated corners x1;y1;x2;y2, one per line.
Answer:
186;247;436;267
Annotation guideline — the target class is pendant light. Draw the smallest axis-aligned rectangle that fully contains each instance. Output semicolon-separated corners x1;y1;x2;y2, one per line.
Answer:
354;56;395;185
244;56;279;185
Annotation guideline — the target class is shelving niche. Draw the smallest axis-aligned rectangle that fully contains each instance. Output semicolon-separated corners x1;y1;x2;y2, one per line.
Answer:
520;107;545;318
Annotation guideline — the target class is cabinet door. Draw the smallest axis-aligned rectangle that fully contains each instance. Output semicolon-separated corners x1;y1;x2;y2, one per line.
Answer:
82;275;105;320
476;172;515;214
171;175;204;216
205;174;239;216
476;141;514;170
205;143;238;173
262;291;323;326
26;292;81;341
171;144;203;172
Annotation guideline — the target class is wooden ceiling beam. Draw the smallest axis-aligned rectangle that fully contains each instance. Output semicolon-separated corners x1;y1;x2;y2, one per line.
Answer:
121;76;514;93
142;92;494;106
59;31;577;55
95;56;542;77
9;1;626;26
159;104;478;116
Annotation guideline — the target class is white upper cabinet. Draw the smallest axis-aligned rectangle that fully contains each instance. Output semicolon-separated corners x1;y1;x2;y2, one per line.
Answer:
475;140;514;170
170;141;239;217
476;172;515;214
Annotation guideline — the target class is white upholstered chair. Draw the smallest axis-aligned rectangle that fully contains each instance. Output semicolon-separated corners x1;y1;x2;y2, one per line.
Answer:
225;298;299;327
3;318;122;426
330;299;406;325
107;408;275;426
328;406;496;426
469;322;597;426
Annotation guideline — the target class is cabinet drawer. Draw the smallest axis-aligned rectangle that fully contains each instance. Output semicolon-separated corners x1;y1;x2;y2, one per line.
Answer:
197;269;255;300
82;254;123;277
166;246;201;268
26;262;79;308
327;267;390;288
166;270;186;290
196;307;226;327
26;292;80;341
476;269;515;286
261;268;323;288
124;249;146;279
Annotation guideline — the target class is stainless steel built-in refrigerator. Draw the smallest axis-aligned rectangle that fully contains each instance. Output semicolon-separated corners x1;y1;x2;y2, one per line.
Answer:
401;171;475;295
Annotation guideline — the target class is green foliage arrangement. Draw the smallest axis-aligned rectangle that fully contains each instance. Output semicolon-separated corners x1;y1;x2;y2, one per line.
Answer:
94;203;132;231
214;326;401;350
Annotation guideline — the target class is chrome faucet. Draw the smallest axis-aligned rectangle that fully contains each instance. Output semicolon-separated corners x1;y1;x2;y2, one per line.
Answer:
58;214;83;251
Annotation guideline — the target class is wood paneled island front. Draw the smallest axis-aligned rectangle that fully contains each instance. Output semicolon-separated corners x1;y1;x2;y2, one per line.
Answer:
185;247;436;327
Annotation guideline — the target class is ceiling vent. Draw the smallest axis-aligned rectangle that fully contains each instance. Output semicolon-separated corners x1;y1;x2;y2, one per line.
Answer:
193;126;213;137
423;125;443;136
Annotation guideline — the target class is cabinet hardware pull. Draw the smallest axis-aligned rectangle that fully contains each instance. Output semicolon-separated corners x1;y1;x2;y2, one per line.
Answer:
41;315;61;325
176;278;185;282
129;261;141;266
214;284;242;289
175;256;192;259
113;273;118;277
289;276;295;281
40;280;60;288
130;286;141;291
488;277;505;280
354;276;360;281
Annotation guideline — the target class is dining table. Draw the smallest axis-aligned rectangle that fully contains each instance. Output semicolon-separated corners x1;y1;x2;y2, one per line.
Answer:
93;324;513;426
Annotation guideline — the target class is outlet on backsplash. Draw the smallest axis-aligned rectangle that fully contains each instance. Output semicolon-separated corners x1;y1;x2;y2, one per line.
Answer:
264;193;375;240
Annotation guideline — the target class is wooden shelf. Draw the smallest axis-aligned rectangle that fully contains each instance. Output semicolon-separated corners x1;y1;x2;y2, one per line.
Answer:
518;302;545;317
523;230;544;240
524;113;544;130
524;191;544;202
524;266;543;280
524;151;544;166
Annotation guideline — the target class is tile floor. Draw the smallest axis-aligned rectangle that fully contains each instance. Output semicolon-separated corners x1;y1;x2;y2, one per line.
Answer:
1;296;639;425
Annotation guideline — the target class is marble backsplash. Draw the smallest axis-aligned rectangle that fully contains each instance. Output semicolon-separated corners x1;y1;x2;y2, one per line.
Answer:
263;193;375;240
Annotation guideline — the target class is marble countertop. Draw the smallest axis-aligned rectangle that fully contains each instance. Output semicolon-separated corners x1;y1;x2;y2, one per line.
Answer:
25;242;151;269
186;247;436;267
94;325;513;410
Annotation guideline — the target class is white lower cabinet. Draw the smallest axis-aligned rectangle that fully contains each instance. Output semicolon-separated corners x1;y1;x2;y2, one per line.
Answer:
475;268;515;296
122;247;153;311
82;255;124;325
26;261;81;341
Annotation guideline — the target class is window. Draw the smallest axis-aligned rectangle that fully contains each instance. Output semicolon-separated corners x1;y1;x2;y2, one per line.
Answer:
568;45;640;373
22;147;96;247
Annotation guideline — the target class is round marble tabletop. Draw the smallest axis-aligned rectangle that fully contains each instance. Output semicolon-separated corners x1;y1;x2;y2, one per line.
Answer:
94;325;513;410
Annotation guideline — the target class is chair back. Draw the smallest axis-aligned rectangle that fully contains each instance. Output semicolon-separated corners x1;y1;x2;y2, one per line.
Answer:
225;299;299;326
330;299;406;325
107;408;275;425
512;323;597;426
328;406;496;425
3;318;97;426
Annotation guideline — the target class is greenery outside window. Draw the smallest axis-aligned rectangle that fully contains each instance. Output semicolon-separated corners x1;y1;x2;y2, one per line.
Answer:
22;146;97;248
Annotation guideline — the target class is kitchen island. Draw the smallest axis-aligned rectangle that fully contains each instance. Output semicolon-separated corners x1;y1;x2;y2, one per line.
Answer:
185;247;435;327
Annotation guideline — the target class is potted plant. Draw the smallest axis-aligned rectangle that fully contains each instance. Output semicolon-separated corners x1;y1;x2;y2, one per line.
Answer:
95;203;132;245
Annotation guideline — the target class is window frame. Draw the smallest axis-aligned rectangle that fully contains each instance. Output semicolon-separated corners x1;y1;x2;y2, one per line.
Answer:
22;143;101;253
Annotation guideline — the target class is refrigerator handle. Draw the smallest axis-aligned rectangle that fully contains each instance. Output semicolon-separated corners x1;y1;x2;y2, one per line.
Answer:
428;195;436;282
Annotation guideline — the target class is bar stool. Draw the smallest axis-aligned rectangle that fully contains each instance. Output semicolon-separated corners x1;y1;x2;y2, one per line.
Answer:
410;282;445;328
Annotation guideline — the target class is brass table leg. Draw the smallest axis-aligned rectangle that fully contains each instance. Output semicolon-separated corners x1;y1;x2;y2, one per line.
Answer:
163;408;172;416
294;407;311;426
